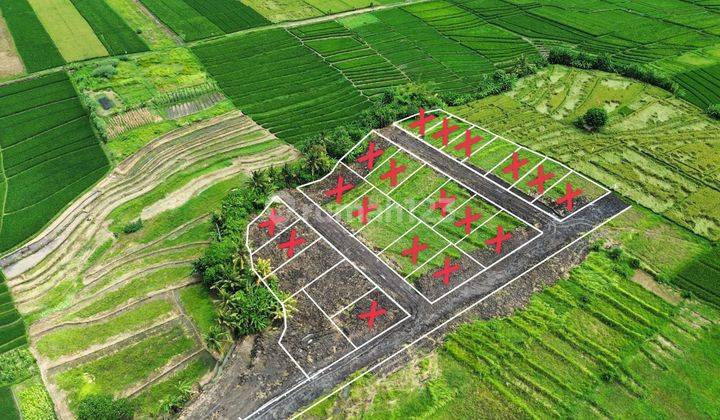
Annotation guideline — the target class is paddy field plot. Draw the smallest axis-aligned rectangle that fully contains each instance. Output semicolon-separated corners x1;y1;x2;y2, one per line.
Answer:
0;71;109;254
26;0;108;62
139;0;268;41
69;0;148;55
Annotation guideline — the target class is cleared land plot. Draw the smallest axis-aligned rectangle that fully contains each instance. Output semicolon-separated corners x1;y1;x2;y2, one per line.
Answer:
396;109;609;221
0;71;109;253
0;0;64;72
192;28;369;144
299;131;540;302
26;0;108;62
69;0;148;55
248;199;409;376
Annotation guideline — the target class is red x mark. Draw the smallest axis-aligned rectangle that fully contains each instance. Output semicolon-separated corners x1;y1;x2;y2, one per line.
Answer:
526;164;556;194
431;189;457;217
408;108;437;136
502;151;530;181
258;208;286;237
433;257;460;285
380;159;406;187
454;206;482;235
401;235;428;265
432;118;459;146
454;130;483;158
277;228;305;258
352;196;378;225
358;299;387;329
357;141;384;171
556;183;583;212
485;225;512;254
324;175;354;204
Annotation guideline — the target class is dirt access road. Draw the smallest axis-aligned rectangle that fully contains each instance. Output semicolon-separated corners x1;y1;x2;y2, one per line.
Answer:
184;126;629;419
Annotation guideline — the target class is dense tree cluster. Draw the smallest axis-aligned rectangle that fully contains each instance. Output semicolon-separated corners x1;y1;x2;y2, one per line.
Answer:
548;47;679;94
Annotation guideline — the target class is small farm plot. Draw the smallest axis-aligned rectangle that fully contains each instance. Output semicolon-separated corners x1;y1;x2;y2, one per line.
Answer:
247;199;409;378
395;109;610;222
299;131;542;303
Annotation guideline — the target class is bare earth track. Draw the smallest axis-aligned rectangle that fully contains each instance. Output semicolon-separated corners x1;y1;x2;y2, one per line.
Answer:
183;126;629;419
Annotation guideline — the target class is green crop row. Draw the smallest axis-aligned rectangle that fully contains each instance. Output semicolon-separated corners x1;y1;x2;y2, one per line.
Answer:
182;0;268;33
139;0;222;41
674;249;720;307
70;0;148;55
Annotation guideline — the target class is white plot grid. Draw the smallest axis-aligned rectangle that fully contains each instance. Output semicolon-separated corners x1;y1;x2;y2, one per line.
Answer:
298;130;543;304
246;198;410;380
394;109;611;222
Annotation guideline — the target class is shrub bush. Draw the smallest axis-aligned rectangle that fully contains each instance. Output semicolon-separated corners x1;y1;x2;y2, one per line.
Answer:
707;103;720;119
91;65;117;79
76;394;133;420
122;219;143;234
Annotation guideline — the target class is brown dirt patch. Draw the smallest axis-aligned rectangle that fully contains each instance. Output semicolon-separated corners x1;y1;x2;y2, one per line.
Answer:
632;269;680;305
0;13;24;77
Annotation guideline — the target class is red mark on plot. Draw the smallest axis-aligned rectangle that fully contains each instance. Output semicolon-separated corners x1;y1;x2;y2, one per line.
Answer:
433;257;460;285
454;130;483;158
352;196;378;225
431;189;457;217
526;164;555;194
408;108;437;136
357;141;384;171
401;235;428;265
454;206;482;235
432;118;459;146
556;183;583;212
358;299;387;329
380;159;406;187
278;229;305;258
324;175;354;204
502;151;529;181
258;208;286;237
485;225;512;254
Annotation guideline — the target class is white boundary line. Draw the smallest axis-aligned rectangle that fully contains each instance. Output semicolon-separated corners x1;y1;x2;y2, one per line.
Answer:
287;259;346;301
242;204;631;420
331;286;378;318
393;109;611;222
509;156;548;190
245;196;412;382
303;290;357;349
294;132;544;304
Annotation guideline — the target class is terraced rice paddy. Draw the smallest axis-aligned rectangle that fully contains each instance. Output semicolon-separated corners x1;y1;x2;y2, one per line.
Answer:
453;65;720;241
0;271;25;353
0;71;109;253
192;29;369;144
1;112;298;417
310;251;720;418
